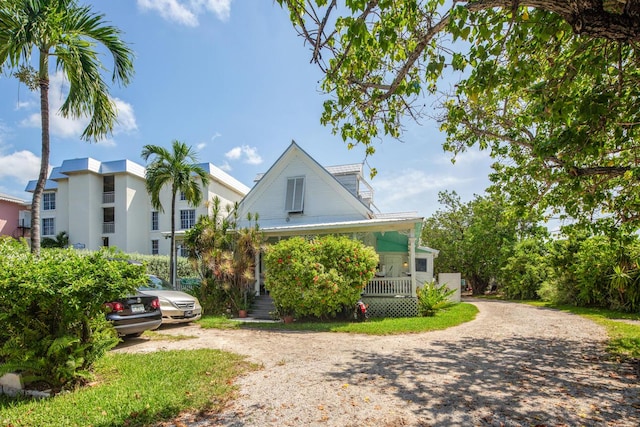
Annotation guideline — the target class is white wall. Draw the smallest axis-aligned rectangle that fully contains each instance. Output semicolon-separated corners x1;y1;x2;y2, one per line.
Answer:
438;272;462;303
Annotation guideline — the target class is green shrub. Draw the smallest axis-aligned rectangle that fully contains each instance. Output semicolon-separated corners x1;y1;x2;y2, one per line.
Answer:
0;238;145;392
500;238;549;300
264;236;378;319
416;280;456;316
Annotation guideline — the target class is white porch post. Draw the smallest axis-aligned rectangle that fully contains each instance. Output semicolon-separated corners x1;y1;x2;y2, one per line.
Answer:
409;230;416;296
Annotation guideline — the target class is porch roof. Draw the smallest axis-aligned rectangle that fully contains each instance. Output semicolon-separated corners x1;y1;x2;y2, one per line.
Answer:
258;216;423;237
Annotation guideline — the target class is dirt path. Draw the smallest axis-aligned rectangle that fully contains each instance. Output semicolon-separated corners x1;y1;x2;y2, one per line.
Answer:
112;299;640;426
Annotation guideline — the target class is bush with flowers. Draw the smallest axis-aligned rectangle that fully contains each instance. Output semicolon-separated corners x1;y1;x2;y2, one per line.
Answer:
264;235;378;319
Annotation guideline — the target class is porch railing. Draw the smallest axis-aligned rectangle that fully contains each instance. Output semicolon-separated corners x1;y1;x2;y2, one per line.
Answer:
363;277;412;296
102;191;115;204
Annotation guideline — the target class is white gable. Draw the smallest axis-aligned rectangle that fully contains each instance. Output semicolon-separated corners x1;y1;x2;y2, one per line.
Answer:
237;142;372;228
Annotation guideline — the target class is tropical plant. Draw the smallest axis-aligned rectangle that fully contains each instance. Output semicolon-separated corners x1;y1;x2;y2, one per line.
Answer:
0;0;134;255
41;230;69;248
183;196;262;315
142;140;209;286
416;280;456;317
500;238;550;300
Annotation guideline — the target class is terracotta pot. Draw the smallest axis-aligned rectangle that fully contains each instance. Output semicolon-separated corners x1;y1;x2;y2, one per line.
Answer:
238;309;247;318
283;315;294;324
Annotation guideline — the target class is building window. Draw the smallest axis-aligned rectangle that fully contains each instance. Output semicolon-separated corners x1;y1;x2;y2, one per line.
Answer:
415;258;428;272
151;239;159;255
43;192;56;210
42;217;55;236
179;246;189;257
285;176;305;213
179;191;187;201
102;175;115;203
151;211;159;231
103;207;115;234
180;209;196;229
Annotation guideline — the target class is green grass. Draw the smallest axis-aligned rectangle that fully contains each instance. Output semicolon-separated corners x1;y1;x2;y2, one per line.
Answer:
141;329;198;341
232;303;478;335
197;316;242;329
0;349;256;427
519;300;640;360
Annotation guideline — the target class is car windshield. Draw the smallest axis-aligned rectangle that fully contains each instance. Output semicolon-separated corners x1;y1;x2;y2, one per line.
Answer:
139;275;173;291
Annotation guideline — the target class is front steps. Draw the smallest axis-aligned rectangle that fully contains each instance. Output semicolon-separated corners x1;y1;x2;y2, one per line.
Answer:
249;295;276;320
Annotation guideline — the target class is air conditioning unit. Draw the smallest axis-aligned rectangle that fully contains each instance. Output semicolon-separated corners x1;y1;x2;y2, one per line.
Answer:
18;210;31;228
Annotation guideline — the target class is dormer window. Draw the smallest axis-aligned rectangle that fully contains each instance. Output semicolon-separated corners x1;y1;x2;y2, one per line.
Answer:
285;176;305;213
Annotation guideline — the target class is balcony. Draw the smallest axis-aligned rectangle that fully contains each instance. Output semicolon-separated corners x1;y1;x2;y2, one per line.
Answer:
103;222;115;234
102;191;115;204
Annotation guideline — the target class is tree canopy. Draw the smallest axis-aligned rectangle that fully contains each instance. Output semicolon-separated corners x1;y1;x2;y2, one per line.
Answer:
278;0;640;229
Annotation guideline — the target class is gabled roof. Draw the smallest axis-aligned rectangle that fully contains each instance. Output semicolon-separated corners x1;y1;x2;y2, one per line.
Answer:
238;141;373;222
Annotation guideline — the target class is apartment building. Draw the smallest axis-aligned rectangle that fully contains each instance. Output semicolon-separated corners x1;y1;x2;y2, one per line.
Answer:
25;157;249;255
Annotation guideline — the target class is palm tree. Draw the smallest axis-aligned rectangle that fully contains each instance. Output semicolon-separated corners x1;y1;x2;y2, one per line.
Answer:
142;140;210;287
0;0;134;255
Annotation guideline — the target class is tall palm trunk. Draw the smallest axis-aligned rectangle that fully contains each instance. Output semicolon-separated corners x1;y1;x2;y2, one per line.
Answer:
170;185;177;288
31;49;50;256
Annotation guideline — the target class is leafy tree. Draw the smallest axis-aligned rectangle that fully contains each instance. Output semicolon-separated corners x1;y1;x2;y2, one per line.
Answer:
142;140;209;286
277;1;640;226
421;191;545;295
0;0;134;255
500;238;550;300
183;196;262;315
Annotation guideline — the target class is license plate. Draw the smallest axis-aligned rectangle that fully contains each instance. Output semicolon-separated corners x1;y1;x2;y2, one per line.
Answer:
184;310;193;317
131;304;145;314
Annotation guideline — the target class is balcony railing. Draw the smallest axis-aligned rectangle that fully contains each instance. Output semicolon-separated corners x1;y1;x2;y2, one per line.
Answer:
363;277;412;296
102;191;115;204
103;222;115;234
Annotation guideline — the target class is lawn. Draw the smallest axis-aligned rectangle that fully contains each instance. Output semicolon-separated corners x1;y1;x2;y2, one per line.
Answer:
0;349;256;427
200;302;479;335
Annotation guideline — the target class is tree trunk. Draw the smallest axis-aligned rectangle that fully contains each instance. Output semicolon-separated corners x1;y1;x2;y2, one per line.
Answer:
31;49;50;256
170;186;176;288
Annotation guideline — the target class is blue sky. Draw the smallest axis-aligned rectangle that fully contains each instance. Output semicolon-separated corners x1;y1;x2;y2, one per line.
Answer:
0;0;493;218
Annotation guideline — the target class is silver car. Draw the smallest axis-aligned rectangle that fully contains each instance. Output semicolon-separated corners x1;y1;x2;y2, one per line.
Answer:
138;274;202;324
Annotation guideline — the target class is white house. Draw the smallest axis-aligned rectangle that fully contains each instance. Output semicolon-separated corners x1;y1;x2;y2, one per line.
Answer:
235;141;439;317
25;157;249;255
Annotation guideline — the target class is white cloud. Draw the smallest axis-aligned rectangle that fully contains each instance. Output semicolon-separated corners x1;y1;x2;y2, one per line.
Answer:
19;72;138;143
113;98;138;134
225;146;242;160
137;0;231;26
0;150;41;183
224;145;263;165
210;132;221;142
373;169;476;217
196;142;207;150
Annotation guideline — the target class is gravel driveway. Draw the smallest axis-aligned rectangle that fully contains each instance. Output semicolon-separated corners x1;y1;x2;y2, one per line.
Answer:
113;298;639;426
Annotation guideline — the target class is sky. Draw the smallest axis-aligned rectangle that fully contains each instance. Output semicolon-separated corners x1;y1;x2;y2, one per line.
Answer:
0;0;494;219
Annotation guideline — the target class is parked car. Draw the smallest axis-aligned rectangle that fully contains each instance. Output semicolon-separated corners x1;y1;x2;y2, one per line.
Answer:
138;274;202;324
104;294;162;338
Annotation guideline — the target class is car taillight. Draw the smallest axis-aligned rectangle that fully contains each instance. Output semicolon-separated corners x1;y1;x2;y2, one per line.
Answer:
104;302;125;312
151;298;160;310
